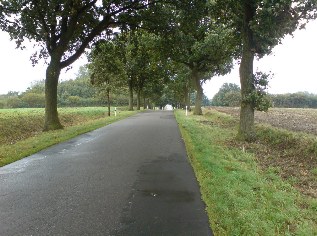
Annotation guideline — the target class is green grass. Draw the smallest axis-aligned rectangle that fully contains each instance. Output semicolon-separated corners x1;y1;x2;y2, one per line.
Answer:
175;109;317;235
256;123;317;158
0;107;137;167
0;107;124;145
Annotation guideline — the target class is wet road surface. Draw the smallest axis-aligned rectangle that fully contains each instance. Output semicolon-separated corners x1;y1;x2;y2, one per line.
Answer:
0;111;212;235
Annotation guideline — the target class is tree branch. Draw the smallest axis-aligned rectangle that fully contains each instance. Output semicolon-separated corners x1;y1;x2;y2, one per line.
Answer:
60;17;113;68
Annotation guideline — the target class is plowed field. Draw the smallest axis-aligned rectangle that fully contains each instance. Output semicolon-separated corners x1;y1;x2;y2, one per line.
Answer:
212;107;317;135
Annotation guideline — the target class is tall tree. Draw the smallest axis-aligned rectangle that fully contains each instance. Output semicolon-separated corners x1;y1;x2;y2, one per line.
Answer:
91;29;171;111
129;30;154;110
151;1;236;115
165;64;193;109
89;40;126;116
212;83;241;107
0;0;154;130
210;0;317;141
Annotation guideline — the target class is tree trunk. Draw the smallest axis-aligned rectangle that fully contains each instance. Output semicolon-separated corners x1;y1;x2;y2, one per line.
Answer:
192;68;203;115
128;79;134;111
184;82;191;111
43;60;63;131
136;89;141;110
147;99;151;109
238;2;256;141
107;88;111;117
143;97;146;110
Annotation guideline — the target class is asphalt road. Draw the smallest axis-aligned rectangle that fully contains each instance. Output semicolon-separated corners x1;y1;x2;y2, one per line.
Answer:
0;110;212;236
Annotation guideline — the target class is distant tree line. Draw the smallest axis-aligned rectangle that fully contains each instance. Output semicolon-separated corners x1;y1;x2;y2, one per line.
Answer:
211;83;317;109
211;83;241;107
270;92;317;108
0;66;129;108
0;64;211;109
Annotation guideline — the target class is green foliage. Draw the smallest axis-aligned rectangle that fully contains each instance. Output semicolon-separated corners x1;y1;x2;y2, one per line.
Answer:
210;0;316;57
190;92;211;106
0;64;138;109
157;1;236;77
21;92;45;108
162;64;193;108
6;96;25;108
89;40;126;89
212;83;241;107
59;67;96;98
202;94;211;106
0;1;155;67
210;0;317;140
246;72;272;112
271;92;317;108
88;29;173;109
0;0;158;130
152;1;237;114
175;109;317;235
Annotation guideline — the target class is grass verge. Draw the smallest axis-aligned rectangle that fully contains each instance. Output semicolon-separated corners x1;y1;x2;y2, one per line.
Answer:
0;108;137;167
175;109;317;235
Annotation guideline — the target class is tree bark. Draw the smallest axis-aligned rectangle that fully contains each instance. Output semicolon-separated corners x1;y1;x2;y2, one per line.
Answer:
128;79;134;111
238;2;256;141
136;89;141;110
43;60;63;131
147;99;151;109
143;96;146;110
184;82;191;111
192;68;203;115
107;88;111;117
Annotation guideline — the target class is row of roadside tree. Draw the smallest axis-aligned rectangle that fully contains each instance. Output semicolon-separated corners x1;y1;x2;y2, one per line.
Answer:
1;1;316;141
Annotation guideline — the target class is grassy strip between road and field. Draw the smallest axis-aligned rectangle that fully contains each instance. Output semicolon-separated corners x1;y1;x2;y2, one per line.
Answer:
0;108;137;167
174;109;317;235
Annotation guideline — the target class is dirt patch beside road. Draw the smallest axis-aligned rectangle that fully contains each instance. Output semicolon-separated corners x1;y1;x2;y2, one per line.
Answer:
212;107;317;135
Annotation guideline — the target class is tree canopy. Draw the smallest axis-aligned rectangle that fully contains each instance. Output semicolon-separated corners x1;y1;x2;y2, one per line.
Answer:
1;0;316;141
210;0;317;141
0;0;157;130
212;83;241;107
151;1;237;114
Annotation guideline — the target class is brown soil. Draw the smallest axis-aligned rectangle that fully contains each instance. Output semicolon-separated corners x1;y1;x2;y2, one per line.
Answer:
210;107;317;198
212;107;317;135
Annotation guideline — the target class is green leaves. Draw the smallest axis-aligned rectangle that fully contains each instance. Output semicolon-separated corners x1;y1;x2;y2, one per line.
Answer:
244;71;273;112
212;83;241;107
212;0;317;57
88;39;126;96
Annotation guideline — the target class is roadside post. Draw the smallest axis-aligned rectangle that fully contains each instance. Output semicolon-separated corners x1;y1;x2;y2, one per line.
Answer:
186;106;188;116
114;107;117;117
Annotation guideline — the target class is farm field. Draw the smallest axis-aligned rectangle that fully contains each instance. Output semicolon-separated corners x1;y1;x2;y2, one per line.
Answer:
0;107;136;166
0;107;109;145
212;107;317;135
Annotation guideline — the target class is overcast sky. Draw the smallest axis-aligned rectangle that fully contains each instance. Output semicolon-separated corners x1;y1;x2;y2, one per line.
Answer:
0;33;87;94
203;20;317;99
0;20;316;98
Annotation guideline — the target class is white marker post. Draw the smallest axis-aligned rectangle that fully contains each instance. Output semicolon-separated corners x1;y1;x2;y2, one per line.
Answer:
185;106;188;116
114;107;117;117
